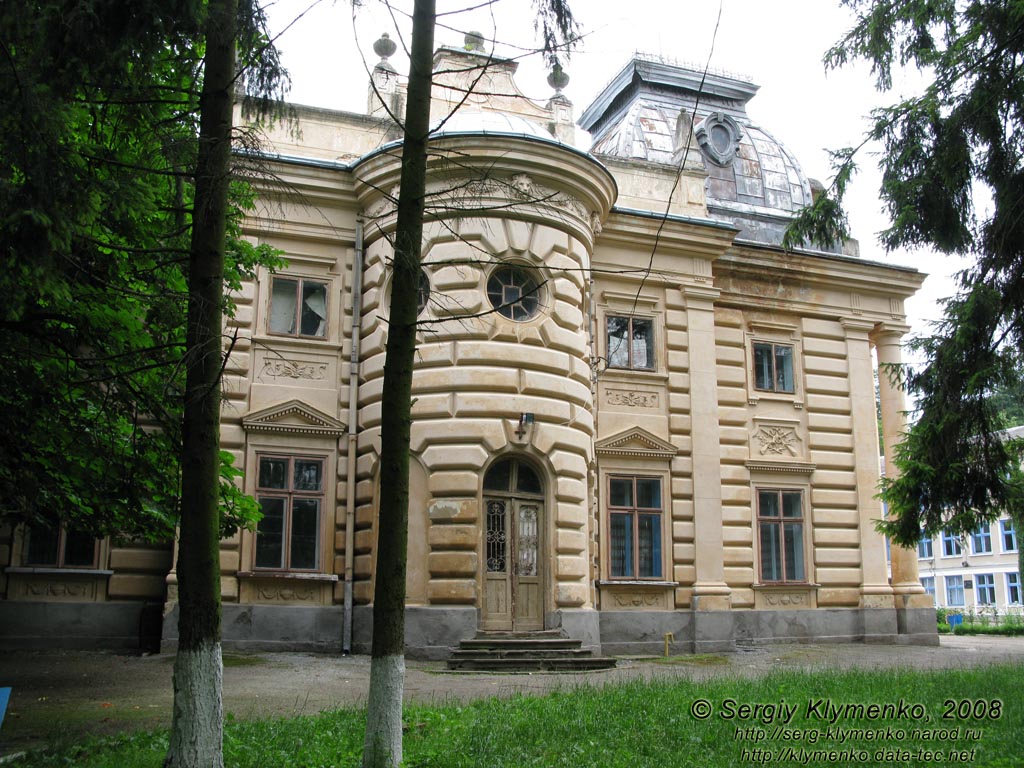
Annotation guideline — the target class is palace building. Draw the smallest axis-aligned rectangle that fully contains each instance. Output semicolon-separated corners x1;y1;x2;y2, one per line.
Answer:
0;36;937;655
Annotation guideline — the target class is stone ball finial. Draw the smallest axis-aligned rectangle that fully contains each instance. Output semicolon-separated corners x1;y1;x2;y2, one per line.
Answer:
547;62;570;93
373;32;397;60
464;31;485;52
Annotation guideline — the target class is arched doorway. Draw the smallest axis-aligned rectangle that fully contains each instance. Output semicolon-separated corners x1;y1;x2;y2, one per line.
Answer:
481;457;544;631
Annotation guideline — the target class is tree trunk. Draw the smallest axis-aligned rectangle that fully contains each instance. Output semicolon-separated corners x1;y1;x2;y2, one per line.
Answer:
165;0;237;765
361;2;435;767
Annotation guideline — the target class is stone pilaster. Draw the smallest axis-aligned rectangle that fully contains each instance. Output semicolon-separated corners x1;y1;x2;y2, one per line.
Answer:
683;284;731;612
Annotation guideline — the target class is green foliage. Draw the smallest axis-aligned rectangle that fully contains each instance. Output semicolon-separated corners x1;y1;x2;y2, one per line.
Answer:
13;665;1024;767
0;1;286;541
785;0;1024;544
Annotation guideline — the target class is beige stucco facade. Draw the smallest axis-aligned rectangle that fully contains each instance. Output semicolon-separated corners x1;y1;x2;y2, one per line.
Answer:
1;42;938;654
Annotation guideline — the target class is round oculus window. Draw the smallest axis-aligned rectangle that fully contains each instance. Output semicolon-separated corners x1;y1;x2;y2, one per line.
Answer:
487;265;541;321
416;269;430;316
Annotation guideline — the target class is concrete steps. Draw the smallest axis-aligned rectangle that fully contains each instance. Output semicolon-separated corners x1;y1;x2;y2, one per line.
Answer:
447;630;617;671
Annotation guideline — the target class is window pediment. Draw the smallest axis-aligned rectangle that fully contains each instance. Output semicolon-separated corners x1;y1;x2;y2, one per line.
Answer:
242;400;345;437
595;427;677;460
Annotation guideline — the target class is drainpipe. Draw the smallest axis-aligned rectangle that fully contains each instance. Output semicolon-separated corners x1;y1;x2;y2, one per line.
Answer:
343;216;365;655
587;269;599;612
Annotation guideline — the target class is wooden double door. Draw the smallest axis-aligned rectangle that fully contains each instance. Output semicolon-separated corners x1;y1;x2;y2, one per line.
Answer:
481;459;544;631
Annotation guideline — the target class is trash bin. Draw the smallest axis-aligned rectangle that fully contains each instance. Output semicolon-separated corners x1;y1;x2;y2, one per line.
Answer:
947;614;964;628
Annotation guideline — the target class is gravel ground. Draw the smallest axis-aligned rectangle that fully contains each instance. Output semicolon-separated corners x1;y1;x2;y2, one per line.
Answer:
1;634;1022;757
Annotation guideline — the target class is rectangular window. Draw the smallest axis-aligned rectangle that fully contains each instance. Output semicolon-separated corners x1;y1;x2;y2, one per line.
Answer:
255;455;324;571
975;573;996;605
608;476;662;579
1001;519;1017;553
945;575;965;606
606;316;655;371
1006;573;1021;605
757;489;806;583
24;526;97;568
972;525;992;554
941;531;962;558
752;342;795;393
920;576;936;602
269;277;328;337
917;534;933;559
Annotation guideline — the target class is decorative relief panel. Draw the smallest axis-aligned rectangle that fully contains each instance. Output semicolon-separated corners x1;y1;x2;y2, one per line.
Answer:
753;586;818;610
606;389;659;409
239;575;335;605
259;359;328;382
256;585;317;602
610;591;667;609
755;425;799;456
11;575;103;602
749;418;807;464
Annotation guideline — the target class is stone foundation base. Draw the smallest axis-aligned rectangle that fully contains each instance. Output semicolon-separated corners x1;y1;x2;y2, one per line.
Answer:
0;601;163;651
5;602;932;656
600;607;938;655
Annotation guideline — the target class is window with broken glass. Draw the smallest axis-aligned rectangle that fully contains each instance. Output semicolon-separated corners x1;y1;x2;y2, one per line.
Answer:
269;277;328;337
606;315;655;371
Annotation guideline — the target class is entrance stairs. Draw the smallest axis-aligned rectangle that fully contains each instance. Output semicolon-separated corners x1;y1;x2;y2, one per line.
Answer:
446;629;617;672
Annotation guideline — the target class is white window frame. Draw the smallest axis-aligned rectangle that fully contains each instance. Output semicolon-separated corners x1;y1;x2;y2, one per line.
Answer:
920;576;936;604
1000;519;1017;553
941;531;962;558
971;524;992;555
917;534;933;559
945;574;965;607
1006;572;1021;605
975;573;996;605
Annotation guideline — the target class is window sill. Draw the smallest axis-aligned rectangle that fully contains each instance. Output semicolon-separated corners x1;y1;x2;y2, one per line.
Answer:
251;334;342;352
600;369;669;384
5;567;112;576
596;579;676;588
238;571;338;582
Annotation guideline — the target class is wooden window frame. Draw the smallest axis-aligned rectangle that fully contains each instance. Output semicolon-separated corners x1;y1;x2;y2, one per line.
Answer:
752;341;796;394
253;454;326;573
756;488;808;584
267;276;329;339
605;315;656;372
23;525;98;569
606;475;664;580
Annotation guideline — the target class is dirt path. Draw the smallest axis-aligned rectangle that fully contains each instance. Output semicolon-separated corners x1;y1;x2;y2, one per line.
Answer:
1;635;1022;757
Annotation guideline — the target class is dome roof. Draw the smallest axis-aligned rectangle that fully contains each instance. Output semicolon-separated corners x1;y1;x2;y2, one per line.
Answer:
579;57;820;249
432;110;558;142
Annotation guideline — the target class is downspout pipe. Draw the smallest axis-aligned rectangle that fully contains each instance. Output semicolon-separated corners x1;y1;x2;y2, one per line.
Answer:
343;216;364;655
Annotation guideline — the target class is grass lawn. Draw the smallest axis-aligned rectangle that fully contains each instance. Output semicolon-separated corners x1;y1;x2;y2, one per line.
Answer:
9;664;1022;767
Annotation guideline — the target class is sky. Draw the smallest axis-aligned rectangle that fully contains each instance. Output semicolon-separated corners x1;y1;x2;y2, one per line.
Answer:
262;0;969;356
